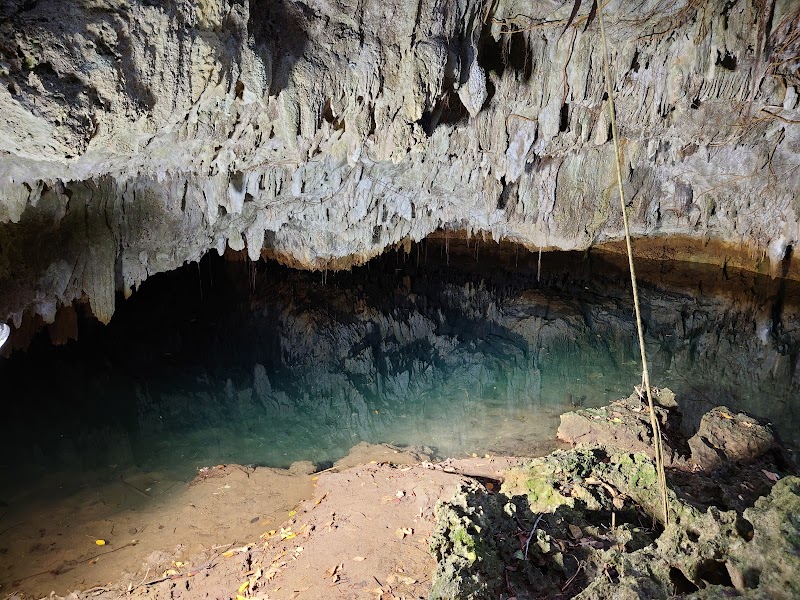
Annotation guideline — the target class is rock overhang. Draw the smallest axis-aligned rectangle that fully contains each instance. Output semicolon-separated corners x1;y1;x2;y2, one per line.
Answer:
0;0;798;329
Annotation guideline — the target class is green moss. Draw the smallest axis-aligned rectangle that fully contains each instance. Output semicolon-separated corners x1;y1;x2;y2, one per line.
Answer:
22;52;37;70
453;526;478;563
524;471;572;512
629;454;658;488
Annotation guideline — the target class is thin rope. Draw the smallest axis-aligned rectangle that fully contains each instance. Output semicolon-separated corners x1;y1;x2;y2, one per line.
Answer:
597;2;670;526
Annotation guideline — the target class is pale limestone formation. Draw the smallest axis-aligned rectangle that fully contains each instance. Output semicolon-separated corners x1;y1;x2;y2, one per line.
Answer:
0;0;799;326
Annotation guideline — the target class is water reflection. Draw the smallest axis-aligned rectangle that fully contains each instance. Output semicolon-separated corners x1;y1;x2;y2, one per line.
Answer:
1;242;798;485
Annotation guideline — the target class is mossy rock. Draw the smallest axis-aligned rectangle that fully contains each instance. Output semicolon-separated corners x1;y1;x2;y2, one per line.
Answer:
430;446;800;600
429;481;507;600
501;448;600;513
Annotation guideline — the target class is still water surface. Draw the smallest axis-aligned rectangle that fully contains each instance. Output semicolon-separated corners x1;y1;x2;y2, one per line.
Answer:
1;245;798;487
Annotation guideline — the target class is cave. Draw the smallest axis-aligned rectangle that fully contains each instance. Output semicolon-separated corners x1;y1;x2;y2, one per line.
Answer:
1;0;800;598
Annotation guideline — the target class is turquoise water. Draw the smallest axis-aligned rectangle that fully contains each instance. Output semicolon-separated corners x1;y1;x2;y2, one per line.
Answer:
1;246;798;487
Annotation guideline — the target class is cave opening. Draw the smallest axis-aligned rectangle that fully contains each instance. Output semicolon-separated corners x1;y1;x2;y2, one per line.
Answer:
1;237;799;595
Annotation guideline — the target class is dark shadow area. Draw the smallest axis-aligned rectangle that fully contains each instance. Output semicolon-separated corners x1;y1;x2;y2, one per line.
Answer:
716;50;737;70
477;27;533;82
419;87;470;135
248;0;310;95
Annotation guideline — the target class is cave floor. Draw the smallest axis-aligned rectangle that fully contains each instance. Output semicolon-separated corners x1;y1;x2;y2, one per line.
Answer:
0;445;520;600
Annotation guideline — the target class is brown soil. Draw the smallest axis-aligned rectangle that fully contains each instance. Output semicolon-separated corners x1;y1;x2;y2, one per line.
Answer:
0;464;312;598
0;444;523;600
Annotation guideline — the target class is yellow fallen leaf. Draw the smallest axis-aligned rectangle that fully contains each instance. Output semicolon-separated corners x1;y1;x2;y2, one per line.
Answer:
283;533;297;541
471;453;477;458
238;581;249;594
236;595;247;600
222;550;235;557
611;417;622;423
720;412;734;420
173;561;185;568
95;539;106;546
162;569;178;577
288;509;297;517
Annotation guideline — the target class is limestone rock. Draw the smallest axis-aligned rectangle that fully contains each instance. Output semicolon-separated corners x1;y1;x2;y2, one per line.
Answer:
557;388;681;465
431;445;800;600
688;406;777;471
0;0;799;326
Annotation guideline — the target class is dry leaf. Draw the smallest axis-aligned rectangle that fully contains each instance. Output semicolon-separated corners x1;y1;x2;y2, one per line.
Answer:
353;556;366;561
395;527;413;539
762;469;780;482
568;524;583;539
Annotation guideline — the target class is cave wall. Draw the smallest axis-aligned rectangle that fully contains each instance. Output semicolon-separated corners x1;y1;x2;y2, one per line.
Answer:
0;0;799;326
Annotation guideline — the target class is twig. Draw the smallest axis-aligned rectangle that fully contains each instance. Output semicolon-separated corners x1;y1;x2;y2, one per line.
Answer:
524;514;543;558
0;521;25;537
562;555;585;592
0;542;138;588
81;585;109;594
759;108;800;124
136;566;150;588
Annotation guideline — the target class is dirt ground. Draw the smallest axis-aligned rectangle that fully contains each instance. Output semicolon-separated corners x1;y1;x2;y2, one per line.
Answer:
0;443;522;600
0;463;312;599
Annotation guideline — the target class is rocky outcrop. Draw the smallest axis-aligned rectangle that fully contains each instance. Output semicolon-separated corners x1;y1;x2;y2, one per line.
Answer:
430;440;800;599
0;0;799;327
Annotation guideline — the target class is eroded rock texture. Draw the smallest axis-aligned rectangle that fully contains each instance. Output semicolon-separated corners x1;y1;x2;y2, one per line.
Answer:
0;0;799;326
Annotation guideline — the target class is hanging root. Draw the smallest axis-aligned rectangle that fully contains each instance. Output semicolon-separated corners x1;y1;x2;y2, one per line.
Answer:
596;3;670;526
